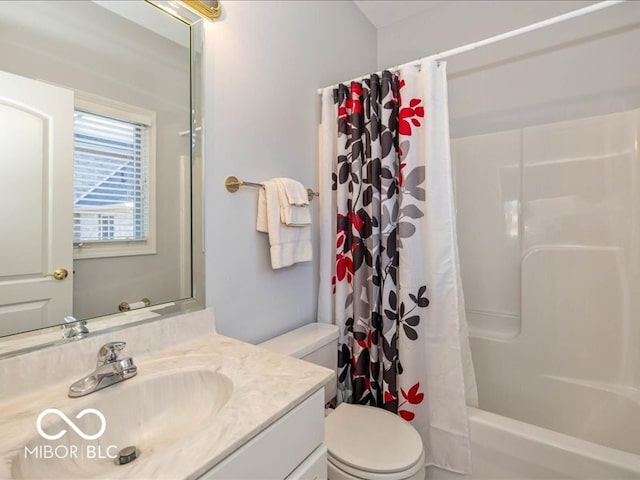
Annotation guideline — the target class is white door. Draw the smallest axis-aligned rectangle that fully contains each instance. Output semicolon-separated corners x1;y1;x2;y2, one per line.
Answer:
0;70;74;336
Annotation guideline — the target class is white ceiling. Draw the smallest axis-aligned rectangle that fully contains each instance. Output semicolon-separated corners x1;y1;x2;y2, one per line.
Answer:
353;1;447;29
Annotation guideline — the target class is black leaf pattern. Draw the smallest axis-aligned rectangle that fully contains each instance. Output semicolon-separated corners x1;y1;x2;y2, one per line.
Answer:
389;290;397;310
338;162;349;183
353;331;367;342
362;185;373;206
383;365;397;394
352;139;363;160
384;309;398;321
381;167;394;179
403;324;418;340
404;315;420;326
382;335;396;360
355;349;370;375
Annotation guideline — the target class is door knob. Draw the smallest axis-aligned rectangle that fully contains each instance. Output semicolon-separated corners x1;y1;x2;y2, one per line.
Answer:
51;268;69;280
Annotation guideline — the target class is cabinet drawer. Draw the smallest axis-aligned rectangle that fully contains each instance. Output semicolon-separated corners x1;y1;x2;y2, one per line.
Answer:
201;389;324;479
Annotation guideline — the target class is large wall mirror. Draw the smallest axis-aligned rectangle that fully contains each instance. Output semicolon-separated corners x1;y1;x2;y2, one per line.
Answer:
0;1;204;346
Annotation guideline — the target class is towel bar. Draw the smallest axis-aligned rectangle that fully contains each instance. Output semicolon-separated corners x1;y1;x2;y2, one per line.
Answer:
118;298;151;312
224;175;319;202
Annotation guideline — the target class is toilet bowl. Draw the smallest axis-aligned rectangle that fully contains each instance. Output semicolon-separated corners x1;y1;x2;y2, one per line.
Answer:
325;403;425;480
259;323;425;480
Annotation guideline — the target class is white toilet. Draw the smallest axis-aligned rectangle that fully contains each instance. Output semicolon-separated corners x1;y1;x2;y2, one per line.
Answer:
259;323;425;480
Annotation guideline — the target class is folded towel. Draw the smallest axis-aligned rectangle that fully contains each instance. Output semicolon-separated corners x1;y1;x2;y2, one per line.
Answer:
275;177;309;206
257;180;312;269
274;178;311;226
257;187;268;233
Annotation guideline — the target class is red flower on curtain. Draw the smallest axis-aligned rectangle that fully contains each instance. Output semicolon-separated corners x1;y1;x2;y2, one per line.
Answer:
348;212;364;232
346;82;364;114
398;382;425;421
334;229;353;285
399;98;425;136
336;253;353;283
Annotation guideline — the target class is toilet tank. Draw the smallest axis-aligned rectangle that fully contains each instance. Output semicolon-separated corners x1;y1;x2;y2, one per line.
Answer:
259;323;339;403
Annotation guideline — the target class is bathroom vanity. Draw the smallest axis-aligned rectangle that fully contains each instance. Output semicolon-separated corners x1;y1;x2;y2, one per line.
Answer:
0;309;332;479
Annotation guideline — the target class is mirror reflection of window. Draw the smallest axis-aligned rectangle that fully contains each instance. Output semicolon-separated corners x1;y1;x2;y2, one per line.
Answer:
73;109;152;247
72;94;157;261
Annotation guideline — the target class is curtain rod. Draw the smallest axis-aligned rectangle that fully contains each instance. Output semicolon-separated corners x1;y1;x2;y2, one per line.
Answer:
316;0;625;95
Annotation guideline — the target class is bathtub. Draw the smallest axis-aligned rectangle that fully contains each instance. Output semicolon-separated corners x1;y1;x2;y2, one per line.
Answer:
424;327;640;479
426;406;640;479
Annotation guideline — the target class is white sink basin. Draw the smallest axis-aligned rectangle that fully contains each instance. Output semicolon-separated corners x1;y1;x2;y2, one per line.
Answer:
12;367;233;479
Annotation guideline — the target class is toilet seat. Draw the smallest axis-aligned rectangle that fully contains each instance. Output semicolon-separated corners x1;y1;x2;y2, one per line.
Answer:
327;449;425;480
325;403;425;480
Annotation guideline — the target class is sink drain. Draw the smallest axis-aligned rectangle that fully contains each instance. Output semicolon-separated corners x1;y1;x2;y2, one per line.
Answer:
114;446;140;465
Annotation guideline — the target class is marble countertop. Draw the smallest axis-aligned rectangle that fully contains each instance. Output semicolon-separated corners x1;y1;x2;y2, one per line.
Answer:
0;332;333;479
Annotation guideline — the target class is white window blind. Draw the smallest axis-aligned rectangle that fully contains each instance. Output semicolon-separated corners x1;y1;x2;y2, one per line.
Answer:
73;110;149;243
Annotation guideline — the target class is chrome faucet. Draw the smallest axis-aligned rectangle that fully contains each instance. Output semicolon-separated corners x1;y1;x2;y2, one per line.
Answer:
68;341;137;398
61;316;89;339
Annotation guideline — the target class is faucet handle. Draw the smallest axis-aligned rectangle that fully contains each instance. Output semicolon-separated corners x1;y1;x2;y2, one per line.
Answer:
97;341;127;366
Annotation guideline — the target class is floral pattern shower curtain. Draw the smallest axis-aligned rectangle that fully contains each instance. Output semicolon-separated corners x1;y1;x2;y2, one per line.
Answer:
318;61;478;474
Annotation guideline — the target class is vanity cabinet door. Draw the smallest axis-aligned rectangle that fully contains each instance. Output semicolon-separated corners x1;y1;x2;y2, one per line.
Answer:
285;445;327;480
0;70;74;336
201;389;324;480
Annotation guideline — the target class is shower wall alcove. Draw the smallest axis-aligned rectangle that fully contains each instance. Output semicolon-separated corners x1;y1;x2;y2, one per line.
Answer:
452;107;640;455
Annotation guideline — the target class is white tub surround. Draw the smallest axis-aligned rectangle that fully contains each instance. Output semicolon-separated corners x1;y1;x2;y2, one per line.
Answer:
0;309;333;479
449;107;640;478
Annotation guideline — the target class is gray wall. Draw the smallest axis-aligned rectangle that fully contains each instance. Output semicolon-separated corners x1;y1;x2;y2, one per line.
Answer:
203;1;377;344
377;0;640;137
0;2;191;320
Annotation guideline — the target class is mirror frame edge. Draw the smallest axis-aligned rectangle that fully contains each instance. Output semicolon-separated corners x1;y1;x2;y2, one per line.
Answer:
191;17;206;314
0;8;206;361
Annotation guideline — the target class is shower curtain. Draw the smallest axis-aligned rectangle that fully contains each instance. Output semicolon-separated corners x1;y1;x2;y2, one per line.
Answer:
318;61;478;474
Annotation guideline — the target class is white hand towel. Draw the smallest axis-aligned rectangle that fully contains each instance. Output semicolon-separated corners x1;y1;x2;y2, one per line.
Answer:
275;177;309;206
274;178;311;226
257;180;312;269
257;187;268;233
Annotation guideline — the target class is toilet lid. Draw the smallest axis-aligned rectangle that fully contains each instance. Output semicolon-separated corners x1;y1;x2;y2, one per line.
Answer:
325;403;424;474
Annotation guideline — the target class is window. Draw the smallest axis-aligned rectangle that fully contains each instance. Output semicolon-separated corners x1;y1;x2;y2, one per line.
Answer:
73;94;156;259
